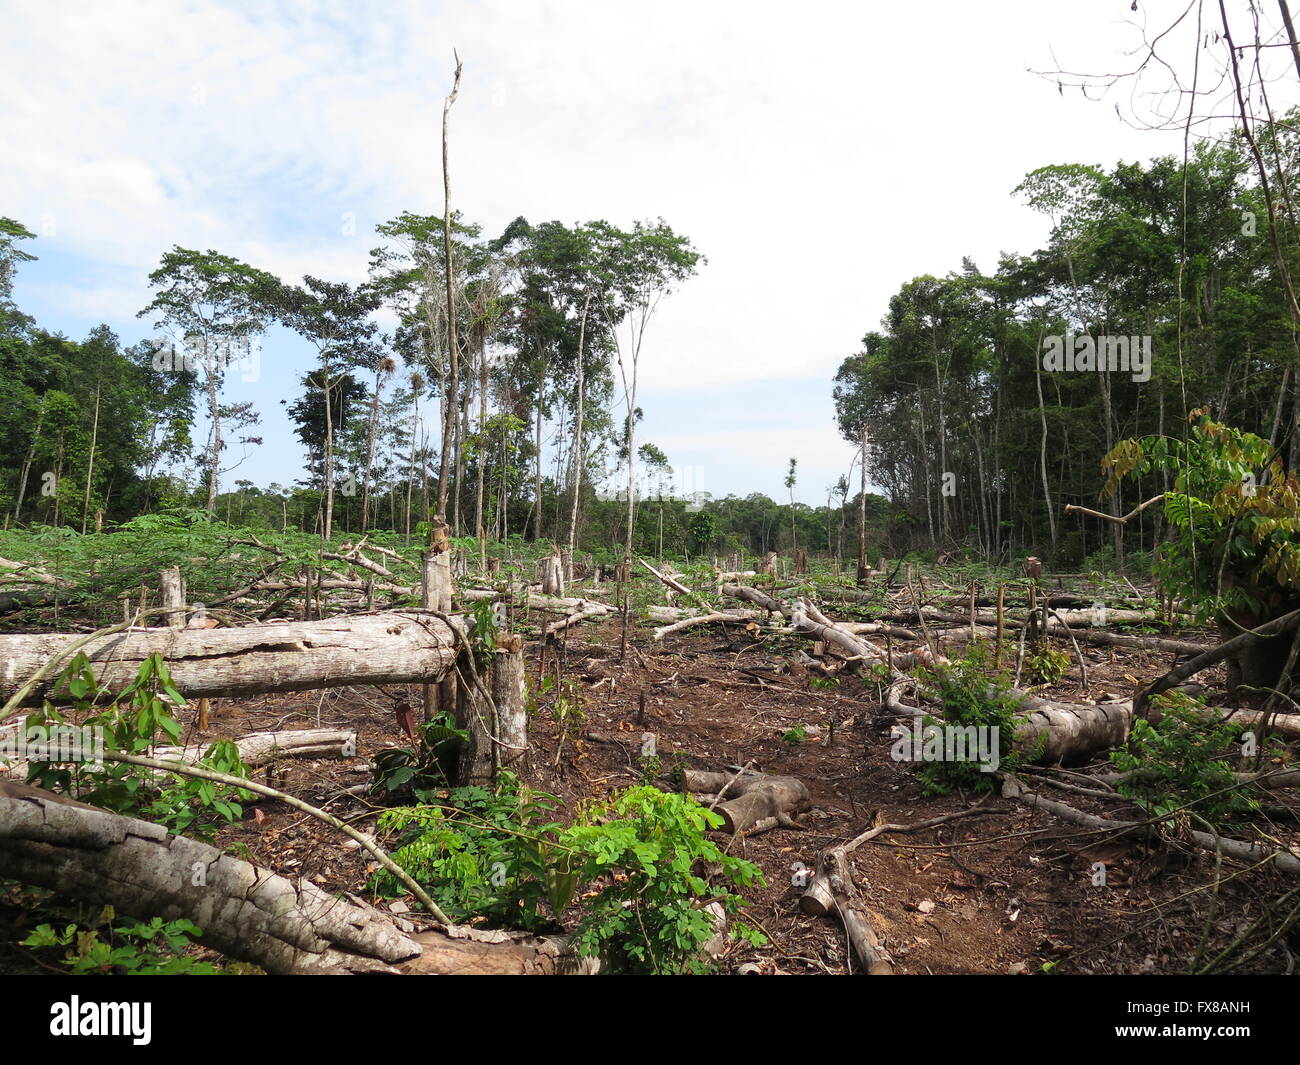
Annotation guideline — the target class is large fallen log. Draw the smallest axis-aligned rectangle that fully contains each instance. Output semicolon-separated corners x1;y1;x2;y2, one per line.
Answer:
0;611;461;711
0;781;417;973
918;608;1209;654
0;782;585;975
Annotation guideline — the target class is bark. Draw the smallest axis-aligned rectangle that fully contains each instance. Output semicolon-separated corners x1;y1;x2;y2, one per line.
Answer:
1000;775;1300;877
0;726;356;780
80;380;101;536
0;611;461;710
801;846;894;974
1136;605;1300;716
456;633;527;785
857;423;868;585
681;769;810;835
0;783;419;974
567;293;592;564
436;53;462;522
0;782;590;974
160;566;185;629
652;611;758;641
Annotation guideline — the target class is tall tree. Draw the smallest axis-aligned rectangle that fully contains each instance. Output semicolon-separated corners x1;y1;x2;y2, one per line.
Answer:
138;248;276;517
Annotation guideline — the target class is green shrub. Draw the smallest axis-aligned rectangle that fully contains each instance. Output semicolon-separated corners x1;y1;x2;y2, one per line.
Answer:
375;778;767;973
917;642;1030;795
1110;691;1269;825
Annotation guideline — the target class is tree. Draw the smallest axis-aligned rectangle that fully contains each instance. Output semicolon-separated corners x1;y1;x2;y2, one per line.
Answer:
589;220;703;569
138;248;277;517
784;457;798;553
264;276;380;539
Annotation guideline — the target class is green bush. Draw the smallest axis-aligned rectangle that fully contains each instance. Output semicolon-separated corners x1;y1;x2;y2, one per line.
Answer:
374;778;767;973
1110;691;1269;825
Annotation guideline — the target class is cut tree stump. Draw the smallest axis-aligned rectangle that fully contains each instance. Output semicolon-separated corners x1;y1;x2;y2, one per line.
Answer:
456;633;527;785
681;769;810;834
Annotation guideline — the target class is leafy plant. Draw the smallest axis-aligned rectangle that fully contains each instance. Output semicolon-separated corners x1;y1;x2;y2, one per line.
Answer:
1025;645;1071;685
782;725;807;745
1110;691;1269;825
375;779;767;972
370;771;569;930
1103;409;1300;622
20;909;232;975
21;652;251;837
563;787;767;974
369;712;469;803
917;642;1031;795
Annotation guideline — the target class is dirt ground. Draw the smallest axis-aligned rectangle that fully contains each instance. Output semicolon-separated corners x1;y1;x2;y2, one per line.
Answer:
86;608;1292;977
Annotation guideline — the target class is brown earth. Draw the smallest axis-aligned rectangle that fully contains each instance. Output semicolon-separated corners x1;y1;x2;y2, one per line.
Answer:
4;611;1298;975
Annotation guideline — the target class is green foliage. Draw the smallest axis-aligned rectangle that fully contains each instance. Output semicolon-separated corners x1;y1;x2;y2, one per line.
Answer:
1104;409;1300;622
369;712;469;803
21;909;231;975
21;652;251;837
782;725;807;745
562;787;765;974
1025;645;1071;685
375;778;765;973
372;772;570;929
1109;691;1268;825
918;641;1029;795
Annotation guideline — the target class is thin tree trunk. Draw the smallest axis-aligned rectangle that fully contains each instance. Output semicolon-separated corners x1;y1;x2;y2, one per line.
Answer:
1034;325;1057;551
80;381;102;536
475;334;488;570
436;53;463;522
856;423;868;584
568;299;590;561
532;390;544;540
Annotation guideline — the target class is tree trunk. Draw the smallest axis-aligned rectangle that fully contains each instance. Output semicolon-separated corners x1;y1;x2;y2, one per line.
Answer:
680;769;810;835
856;423;869;585
80;380;102;535
0;611;461;710
437;53;462;523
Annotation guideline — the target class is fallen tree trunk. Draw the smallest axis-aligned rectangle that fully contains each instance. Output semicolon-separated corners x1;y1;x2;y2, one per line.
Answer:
652;611;757;641
0;611;461;711
682;769;810;834
0;782;587;975
155;728;355;768
1001;774;1300;876
919;608;1208;653
1;726;355;779
801;846;894;974
0;781;419;973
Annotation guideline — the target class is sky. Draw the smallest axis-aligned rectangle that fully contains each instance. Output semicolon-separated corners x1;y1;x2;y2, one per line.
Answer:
0;0;1238;505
